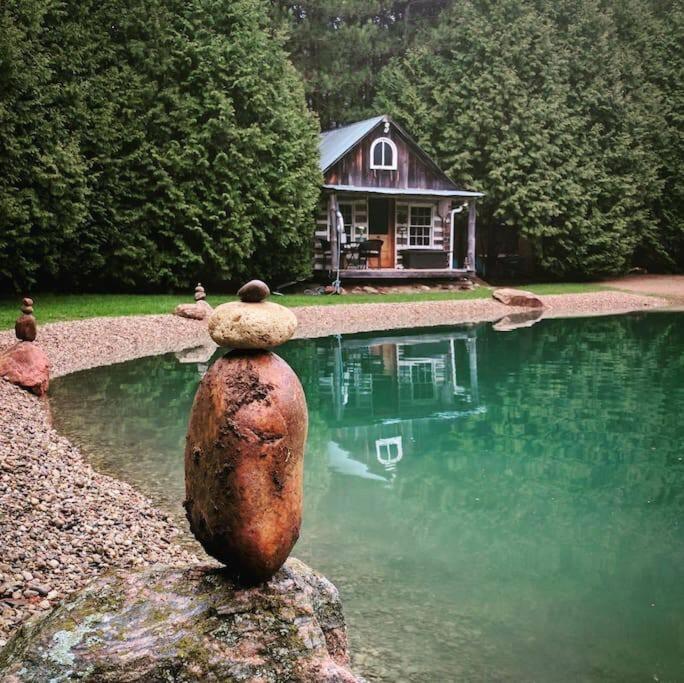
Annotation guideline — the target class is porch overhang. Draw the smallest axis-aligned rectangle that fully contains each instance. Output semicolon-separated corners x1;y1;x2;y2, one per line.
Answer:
337;268;470;280
323;184;483;199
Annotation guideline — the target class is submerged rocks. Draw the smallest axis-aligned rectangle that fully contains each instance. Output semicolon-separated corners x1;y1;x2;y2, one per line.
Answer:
492;288;544;308
0;560;361;682
185;351;307;584
492;309;544;332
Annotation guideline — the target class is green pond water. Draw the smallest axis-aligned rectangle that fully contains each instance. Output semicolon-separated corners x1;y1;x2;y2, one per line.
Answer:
50;312;684;682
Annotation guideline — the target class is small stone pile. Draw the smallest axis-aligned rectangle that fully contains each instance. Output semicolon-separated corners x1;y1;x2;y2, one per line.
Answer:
185;280;306;585
174;283;213;320
14;298;36;342
0;298;50;396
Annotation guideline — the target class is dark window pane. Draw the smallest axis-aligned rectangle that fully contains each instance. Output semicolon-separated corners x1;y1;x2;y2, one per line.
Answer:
383;141;394;167
373;141;383;166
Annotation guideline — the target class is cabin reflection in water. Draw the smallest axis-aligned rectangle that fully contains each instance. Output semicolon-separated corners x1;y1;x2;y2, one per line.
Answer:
316;328;483;485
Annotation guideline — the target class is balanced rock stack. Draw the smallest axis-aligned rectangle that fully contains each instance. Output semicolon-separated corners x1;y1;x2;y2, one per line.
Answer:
184;280;306;585
194;282;207;302
174;283;213;320
15;297;37;341
0;298;50;396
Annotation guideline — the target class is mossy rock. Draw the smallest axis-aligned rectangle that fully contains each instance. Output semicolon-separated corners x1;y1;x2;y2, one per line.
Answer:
0;559;362;682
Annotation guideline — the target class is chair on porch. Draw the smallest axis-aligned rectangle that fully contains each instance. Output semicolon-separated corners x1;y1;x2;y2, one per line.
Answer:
358;239;383;269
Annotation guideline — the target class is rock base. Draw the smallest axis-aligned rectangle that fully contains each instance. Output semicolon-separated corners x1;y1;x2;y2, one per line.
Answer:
0;559;361;682
0;342;49;396
174;300;213;320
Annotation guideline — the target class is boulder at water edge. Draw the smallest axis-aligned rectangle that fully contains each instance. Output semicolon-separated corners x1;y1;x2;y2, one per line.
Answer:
0;342;49;396
492;288;544;308
0;560;362;682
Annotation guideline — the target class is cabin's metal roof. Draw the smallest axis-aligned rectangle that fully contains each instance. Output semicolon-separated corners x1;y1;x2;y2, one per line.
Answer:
322;184;484;198
319;115;385;172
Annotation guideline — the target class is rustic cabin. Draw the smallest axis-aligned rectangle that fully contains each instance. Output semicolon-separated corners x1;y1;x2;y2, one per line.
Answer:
315;114;483;282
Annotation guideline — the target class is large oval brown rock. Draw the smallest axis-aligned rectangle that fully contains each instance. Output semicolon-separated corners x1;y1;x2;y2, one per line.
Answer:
184;351;308;585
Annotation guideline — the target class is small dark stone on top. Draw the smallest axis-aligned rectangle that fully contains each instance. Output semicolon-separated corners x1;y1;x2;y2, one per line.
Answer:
238;280;270;303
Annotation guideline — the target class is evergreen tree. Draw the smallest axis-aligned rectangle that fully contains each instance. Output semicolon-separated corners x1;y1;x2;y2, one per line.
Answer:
0;0;87;291
0;0;320;292
377;0;679;277
271;1;449;129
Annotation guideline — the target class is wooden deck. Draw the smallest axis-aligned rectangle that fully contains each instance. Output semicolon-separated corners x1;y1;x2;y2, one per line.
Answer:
338;268;471;280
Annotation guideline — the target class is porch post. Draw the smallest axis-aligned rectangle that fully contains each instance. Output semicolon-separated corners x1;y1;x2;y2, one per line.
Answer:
329;193;339;273
467;198;476;274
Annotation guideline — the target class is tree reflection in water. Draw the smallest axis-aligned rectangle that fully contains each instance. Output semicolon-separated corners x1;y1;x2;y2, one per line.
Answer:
51;313;684;683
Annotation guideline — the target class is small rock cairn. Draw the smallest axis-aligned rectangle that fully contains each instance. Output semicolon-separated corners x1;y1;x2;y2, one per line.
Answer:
15;297;37;342
0;297;50;395
194;283;206;302
174;282;213;320
184;280;306;585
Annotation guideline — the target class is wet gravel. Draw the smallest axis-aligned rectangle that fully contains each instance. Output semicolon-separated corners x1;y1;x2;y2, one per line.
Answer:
0;290;666;645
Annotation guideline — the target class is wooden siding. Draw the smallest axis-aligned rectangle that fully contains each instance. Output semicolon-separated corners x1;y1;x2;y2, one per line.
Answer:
324;122;457;192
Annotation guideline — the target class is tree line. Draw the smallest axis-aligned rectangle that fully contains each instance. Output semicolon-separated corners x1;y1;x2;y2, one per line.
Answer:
0;0;681;292
275;0;683;277
0;0;320;293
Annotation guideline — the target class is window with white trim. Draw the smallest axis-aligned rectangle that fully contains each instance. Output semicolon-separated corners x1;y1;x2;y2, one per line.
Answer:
338;202;368;243
409;205;432;247
370;137;397;170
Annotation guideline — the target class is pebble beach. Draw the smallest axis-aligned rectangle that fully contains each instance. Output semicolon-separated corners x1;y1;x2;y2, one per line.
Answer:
0;289;668;645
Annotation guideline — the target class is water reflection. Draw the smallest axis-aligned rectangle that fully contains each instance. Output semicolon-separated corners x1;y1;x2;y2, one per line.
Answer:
49;314;684;683
314;329;484;485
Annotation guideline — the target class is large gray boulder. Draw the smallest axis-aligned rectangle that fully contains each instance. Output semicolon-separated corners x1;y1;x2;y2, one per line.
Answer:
0;559;362;682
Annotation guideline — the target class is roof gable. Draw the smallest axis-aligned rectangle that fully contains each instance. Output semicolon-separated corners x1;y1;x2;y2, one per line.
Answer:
319;115;385;172
320;115;477;195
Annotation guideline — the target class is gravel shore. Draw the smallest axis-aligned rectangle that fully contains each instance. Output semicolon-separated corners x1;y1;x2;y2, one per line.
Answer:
0;289;668;645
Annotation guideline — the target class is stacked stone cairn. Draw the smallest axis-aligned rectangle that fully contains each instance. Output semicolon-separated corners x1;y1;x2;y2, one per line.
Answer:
15;298;37;341
174;282;213;320
184;280;306;585
0;298;50;395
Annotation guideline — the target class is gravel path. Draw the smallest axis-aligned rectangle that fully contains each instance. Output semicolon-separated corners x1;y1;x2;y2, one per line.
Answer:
0;289;669;645
602;274;684;301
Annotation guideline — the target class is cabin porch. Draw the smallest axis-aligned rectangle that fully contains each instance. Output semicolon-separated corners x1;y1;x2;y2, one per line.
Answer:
314;188;478;283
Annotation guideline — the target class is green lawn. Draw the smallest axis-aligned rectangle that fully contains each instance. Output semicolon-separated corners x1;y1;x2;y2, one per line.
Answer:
0;283;608;331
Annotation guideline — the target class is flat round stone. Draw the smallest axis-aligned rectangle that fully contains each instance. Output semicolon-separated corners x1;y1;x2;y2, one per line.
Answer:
208;301;297;349
238;280;270;303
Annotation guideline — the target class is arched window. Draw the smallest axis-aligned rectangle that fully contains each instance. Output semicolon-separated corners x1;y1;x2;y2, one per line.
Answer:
370;137;397;170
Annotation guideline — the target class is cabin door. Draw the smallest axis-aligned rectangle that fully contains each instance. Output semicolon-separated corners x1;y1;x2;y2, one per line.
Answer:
367;198;395;268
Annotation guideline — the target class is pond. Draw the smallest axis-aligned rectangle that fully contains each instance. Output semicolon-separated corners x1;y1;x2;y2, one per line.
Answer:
50;312;684;682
